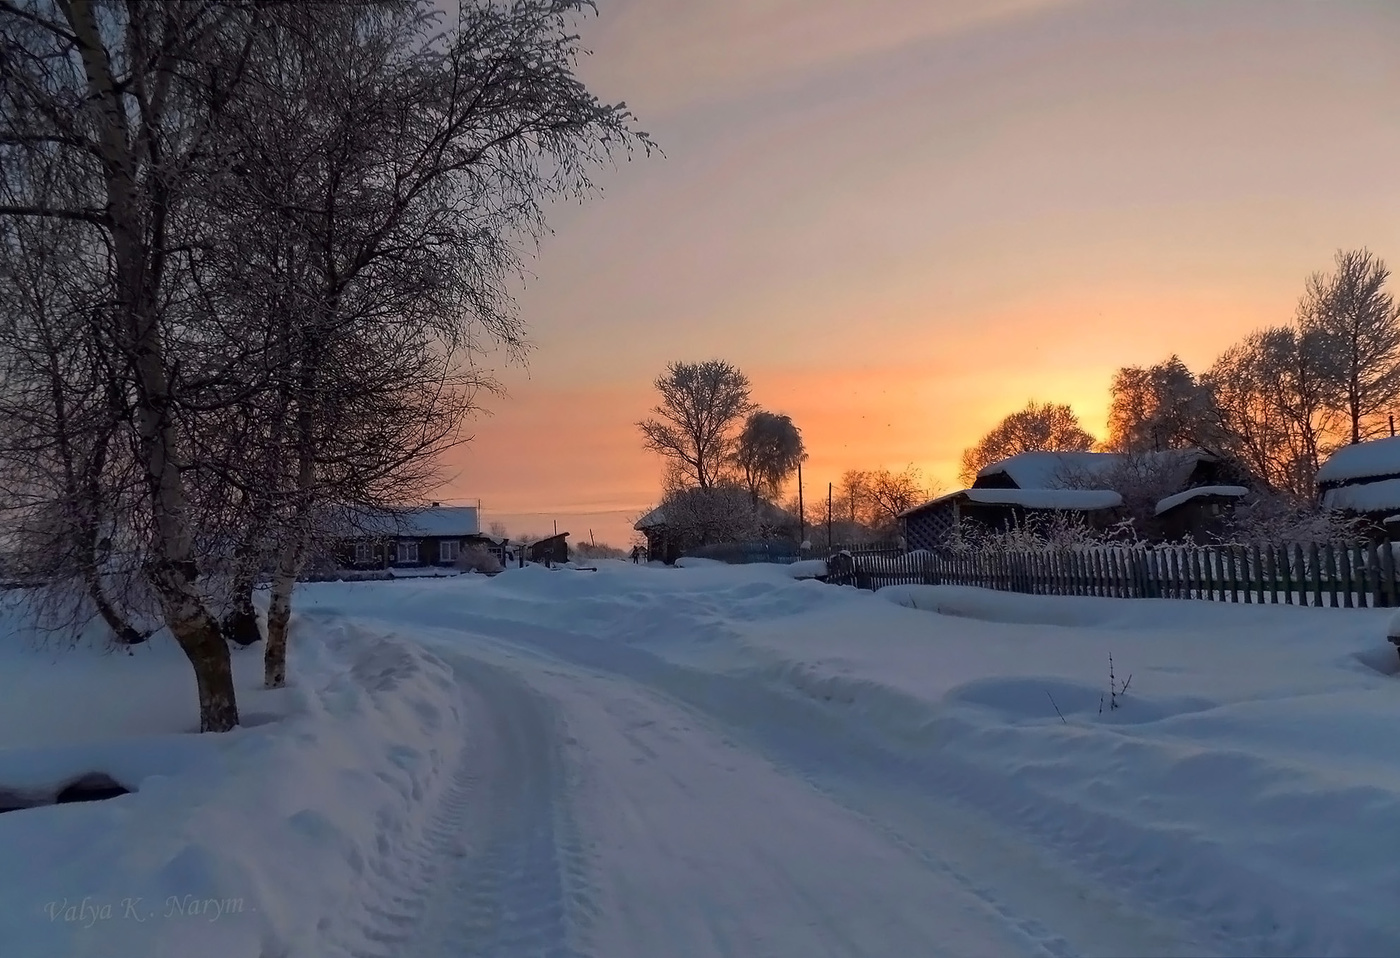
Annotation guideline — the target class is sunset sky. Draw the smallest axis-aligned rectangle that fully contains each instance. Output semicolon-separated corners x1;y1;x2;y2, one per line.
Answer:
446;0;1400;548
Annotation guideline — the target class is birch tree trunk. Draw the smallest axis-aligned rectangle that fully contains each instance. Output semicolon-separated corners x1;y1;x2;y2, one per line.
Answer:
263;533;306;689
65;0;238;731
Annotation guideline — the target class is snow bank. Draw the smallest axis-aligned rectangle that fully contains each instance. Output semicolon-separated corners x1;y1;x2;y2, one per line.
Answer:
738;585;1400;955
0;617;462;958
12;554;1400;956
315;562;1400;956
785;559;828;579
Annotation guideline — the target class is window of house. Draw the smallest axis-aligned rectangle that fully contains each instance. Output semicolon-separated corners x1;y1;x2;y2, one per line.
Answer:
396;540;419;564
354;541;374;564
439;540;460;564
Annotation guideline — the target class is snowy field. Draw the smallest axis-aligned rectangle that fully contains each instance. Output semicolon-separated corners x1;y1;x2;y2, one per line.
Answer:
1;560;1399;957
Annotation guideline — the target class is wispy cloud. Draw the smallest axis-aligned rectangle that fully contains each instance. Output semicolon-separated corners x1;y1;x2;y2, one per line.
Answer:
578;0;1082;115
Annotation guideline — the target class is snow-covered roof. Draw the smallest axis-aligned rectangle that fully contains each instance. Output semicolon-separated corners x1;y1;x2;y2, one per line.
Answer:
1315;438;1400;485
1322;478;1400;513
976;449;1211;490
633;497;794;531
346;505;480;538
1153;485;1249;517
900;487;1123;517
634;506;666;531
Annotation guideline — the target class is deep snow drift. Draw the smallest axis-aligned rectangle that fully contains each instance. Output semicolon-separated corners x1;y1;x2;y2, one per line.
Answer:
1;561;1398;957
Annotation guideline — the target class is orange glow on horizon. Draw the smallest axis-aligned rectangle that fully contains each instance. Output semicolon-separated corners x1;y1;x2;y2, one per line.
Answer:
428;1;1400;549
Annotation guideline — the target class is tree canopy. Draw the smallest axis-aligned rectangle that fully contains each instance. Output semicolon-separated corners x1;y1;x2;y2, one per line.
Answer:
638;360;755;489
959;402;1095;485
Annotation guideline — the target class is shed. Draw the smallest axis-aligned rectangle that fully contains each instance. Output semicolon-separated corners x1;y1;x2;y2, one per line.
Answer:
899;488;1124;551
633;505;675;564
1317;439;1400;534
1152;485;1249;541
527;532;570;566
632;497;797;565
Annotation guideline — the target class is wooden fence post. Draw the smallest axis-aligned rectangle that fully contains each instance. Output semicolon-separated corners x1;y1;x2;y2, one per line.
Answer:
1337;543;1354;608
1324;542;1339;607
1357;542;1369;608
1369;540;1384;609
1383;541;1398;608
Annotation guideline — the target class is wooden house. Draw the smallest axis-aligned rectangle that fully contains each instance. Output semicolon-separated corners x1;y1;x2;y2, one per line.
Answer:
338;503;504;570
900;449;1245;550
900;487;1124;550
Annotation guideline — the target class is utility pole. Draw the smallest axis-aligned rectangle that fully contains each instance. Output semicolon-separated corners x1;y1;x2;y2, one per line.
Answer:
797;460;805;547
817;481;828;549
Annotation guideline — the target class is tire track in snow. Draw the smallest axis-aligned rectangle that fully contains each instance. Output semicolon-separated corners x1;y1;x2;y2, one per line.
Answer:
325;657;591;958
393;616;1201;958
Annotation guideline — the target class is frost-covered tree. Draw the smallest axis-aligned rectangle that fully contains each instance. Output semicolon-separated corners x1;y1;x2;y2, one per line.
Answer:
1202;331;1303;496
834;469;872;526
1104;357;1212;453
0;0;651;729
1202;327;1339;498
733;411;805;503
655;484;768;550
638;360;755;489
1299;248;1400;445
960;402;1096;485
864;466;933;535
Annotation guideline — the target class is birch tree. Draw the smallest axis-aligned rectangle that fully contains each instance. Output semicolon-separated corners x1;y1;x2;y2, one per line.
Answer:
638;360;755;489
0;0;278;730
1299;248;1400;444
0;0;651;726
1200;329;1329;498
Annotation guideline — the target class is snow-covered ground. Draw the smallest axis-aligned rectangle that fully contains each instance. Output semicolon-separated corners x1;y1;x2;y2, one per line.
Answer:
2;561;1399;957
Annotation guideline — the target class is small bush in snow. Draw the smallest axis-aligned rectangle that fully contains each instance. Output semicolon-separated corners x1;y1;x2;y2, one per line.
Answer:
953;512;1140;554
455;545;503;574
1219;493;1368;545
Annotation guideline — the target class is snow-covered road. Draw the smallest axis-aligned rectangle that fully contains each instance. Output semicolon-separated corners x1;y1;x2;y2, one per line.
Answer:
323;601;1207;958
8;560;1398;958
